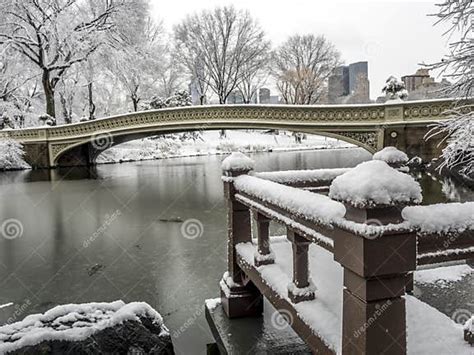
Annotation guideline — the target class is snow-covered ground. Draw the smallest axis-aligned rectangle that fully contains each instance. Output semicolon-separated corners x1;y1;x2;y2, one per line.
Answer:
97;130;353;164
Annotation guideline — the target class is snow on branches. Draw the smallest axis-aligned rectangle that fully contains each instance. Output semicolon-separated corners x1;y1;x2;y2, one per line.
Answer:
427;108;474;178
425;0;473;178
0;138;30;171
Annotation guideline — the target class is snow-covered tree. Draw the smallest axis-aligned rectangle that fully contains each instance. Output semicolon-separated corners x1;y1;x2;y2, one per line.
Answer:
0;0;121;118
0;138;30;170
237;59;270;104
146;90;192;110
174;6;270;104
273;34;341;105
108;10;167;112
187;57;209;105
382;76;408;100
426;0;473;178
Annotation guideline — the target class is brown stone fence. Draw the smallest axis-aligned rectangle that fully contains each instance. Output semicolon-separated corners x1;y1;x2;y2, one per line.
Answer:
217;153;473;354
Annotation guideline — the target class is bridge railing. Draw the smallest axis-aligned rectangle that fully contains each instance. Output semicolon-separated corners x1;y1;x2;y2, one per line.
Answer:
218;153;473;354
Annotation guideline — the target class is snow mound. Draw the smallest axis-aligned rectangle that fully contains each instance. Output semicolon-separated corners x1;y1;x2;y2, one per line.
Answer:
402;202;474;234
0;301;165;354
221;152;255;172
234;175;346;225
373;146;408;164
329;160;422;207
253;168;350;184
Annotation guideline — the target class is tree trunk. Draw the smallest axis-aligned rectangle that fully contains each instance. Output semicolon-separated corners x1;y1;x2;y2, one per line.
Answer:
131;87;139;112
88;82;96;120
60;94;71;124
42;70;56;118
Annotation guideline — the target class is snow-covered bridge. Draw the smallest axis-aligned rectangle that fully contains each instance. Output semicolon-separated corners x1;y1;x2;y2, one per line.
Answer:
0;98;465;168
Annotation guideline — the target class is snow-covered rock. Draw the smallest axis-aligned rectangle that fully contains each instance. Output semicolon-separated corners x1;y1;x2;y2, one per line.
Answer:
234;175;346;225
329;160;422;207
221;152;255;172
402;202;474;234
0;138;30;171
0;301;173;354
373;146;408;164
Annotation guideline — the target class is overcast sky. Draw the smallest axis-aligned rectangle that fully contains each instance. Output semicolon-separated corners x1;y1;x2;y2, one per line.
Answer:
150;0;450;100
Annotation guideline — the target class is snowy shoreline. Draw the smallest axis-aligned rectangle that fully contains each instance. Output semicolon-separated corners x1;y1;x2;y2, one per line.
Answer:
96;130;356;165
97;145;358;165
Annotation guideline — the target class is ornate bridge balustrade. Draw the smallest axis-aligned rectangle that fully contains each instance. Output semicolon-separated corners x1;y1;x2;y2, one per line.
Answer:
210;153;474;354
0;98;468;169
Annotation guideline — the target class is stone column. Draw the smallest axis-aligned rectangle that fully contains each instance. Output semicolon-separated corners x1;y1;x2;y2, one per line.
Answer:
253;211;274;267
220;153;263;318
335;204;416;355
329;161;419;354
287;229;315;303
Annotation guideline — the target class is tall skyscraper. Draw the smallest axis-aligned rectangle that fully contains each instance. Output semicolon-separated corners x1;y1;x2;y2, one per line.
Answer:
328;61;370;104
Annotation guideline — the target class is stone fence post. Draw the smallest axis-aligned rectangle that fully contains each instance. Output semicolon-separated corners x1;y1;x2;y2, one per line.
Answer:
329;160;420;355
220;152;263;318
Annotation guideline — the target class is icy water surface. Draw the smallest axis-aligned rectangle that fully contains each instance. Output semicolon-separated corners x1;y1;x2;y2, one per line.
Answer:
0;148;472;354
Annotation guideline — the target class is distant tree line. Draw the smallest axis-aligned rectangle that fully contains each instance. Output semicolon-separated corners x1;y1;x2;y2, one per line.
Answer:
0;1;342;128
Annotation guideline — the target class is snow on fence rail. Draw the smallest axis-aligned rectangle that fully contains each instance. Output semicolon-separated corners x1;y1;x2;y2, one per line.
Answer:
233;175;346;226
253;168;350;186
328;160;422;208
402;202;474;234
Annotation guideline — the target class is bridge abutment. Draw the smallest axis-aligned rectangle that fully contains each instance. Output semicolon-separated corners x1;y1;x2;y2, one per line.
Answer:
383;124;445;162
23;142;52;169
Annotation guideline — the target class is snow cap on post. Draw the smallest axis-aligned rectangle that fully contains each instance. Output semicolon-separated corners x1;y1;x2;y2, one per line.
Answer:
221;152;255;176
373;146;408;164
329;160;422;208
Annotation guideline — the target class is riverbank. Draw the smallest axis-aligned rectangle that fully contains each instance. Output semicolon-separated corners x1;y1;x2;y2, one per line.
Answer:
96;130;353;164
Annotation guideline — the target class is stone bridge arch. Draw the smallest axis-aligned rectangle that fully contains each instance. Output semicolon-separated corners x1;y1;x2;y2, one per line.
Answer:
51;126;381;167
0;98;463;168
